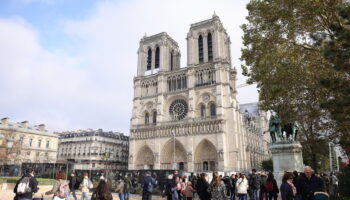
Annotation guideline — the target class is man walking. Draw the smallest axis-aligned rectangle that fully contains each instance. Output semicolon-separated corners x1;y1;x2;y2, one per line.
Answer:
249;169;261;200
13;169;39;200
142;171;156;200
68;172;78;200
297;166;324;200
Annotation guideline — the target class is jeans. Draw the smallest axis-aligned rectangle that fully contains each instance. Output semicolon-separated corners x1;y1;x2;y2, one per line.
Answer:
81;192;90;200
267;192;277;200
68;191;78;200
119;193;125;200
238;193;247;200
124;191;130;200
18;198;31;200
251;189;259;200
230;190;236;200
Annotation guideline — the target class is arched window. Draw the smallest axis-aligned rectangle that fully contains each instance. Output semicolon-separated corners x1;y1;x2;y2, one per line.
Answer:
170;51;174;71
145;113;149;125
210;103;216;117
207;33;213;61
200;105;206;118
153;111;157;124
198;35;204;63
147;49;152;70
155;47;160;69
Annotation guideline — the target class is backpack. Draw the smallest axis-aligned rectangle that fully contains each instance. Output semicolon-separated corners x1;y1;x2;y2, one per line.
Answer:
146;178;154;193
16;177;31;194
265;180;274;192
88;179;93;189
54;180;69;198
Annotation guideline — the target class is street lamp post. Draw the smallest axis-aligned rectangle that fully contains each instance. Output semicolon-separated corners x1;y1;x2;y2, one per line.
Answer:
172;130;176;170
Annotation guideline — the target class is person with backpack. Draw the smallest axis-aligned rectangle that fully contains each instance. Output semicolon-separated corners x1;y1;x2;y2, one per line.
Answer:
14;168;39;200
91;180;113;200
141;171;156;200
265;172;279;200
45;171;70;200
68;172;78;200
80;172;93;200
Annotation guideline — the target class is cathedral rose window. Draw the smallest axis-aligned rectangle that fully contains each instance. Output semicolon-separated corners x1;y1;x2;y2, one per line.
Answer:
169;99;188;120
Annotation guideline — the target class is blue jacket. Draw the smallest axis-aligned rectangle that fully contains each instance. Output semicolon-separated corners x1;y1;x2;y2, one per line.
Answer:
142;176;156;193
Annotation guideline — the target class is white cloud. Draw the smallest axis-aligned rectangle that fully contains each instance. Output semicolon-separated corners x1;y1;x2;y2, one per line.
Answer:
0;0;258;134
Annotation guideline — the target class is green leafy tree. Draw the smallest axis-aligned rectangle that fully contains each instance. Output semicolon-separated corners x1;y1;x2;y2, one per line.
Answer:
262;159;273;172
241;0;349;169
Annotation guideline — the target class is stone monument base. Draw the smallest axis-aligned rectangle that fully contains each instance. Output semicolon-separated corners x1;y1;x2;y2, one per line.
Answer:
270;142;304;186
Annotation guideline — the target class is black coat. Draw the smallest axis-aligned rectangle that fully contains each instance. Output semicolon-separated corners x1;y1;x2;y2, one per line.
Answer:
69;176;79;191
297;174;324;200
14;174;38;199
266;178;279;194
196;178;211;200
280;182;294;200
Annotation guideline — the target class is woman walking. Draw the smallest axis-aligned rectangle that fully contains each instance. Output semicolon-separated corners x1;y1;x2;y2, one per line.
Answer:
265;172;279;200
280;172;296;200
91;180;113;200
45;171;69;200
207;172;226;200
236;174;249;200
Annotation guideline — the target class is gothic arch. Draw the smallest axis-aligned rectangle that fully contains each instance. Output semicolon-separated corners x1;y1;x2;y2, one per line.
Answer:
160;138;187;169
135;145;155;169
194;139;218;171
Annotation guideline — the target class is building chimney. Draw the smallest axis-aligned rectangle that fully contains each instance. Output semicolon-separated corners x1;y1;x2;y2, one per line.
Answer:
1;117;9;125
21;121;29;128
38;124;46;131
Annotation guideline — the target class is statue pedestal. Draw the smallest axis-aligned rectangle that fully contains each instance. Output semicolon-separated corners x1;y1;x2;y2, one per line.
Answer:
270;142;304;186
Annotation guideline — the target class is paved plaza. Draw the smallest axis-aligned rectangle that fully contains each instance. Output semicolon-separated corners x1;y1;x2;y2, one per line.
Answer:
0;186;163;200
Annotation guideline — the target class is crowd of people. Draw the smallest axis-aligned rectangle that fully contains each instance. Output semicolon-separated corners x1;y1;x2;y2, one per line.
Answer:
12;166;340;200
160;167;340;200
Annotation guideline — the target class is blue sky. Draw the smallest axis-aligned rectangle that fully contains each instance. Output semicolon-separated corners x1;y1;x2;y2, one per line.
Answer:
0;0;258;134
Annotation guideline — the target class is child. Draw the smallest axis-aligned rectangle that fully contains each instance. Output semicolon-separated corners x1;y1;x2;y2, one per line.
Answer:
184;181;196;200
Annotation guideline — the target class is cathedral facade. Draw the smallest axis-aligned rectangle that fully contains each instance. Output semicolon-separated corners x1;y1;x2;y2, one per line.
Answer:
128;14;270;172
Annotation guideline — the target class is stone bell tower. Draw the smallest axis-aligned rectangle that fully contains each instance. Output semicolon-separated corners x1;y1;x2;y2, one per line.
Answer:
137;32;181;77
186;13;232;66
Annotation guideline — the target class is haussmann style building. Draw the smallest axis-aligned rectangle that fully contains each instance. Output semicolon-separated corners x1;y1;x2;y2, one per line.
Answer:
128;14;270;172
57;129;129;170
0;117;59;165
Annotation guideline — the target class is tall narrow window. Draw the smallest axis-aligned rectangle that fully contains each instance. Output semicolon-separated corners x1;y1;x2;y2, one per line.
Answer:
46;140;50;148
170;51;174;71
198;35;204;63
155;47;160;69
29;138;33;147
38;139;42;148
200;105;206;118
153;111;157;124
207;33;213;61
147;49;152;70
210;103;216;117
145;113;149;125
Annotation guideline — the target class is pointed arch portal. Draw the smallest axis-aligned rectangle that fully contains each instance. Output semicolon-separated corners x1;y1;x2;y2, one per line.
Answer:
135;145;155;170
194;139;218;171
160;138;187;170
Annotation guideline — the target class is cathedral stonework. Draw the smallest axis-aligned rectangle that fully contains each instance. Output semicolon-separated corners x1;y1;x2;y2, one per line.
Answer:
129;14;270;172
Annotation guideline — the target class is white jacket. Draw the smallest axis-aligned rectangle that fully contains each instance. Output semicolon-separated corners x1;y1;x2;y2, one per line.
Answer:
236;178;249;194
81;177;90;193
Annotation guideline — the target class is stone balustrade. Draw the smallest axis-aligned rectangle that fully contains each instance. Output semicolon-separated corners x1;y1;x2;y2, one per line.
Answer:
130;119;224;140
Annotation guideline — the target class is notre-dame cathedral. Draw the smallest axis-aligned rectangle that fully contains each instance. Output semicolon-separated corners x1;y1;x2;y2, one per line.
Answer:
128;14;270;172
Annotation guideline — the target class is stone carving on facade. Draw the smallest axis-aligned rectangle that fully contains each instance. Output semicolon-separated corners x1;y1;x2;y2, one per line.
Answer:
187;152;192;161
218;149;224;161
203;94;210;103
